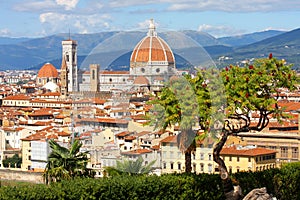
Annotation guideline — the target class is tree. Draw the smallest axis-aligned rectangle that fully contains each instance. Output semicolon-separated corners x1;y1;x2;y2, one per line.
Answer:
43;139;92;184
151;55;297;199
2;154;22;168
212;55;297;199
105;156;155;176
149;75;211;173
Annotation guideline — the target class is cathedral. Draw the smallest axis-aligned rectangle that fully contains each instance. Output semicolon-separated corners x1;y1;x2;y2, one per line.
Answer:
38;19;178;97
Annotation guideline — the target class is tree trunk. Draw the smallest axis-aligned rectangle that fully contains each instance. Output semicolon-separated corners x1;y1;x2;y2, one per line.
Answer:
185;150;192;173
213;130;243;200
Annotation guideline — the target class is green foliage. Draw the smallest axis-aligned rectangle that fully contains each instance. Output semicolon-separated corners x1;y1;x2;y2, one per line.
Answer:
105;156;155;176
43;139;92;184
2;154;22;168
0;165;299;199
273;162;300;200
221;56;297;131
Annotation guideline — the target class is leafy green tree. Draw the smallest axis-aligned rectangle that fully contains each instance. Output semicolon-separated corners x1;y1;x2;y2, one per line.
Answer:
149;76;204;173
151;55;297;199
2;154;22;168
43;139;92;184
105;156;155;176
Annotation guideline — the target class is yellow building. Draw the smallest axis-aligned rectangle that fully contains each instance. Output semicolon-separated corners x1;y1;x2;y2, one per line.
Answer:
234;130;300;167
160;135;216;174
220;145;277;173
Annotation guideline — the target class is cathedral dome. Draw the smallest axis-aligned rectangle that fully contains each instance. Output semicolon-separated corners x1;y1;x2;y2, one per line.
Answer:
130;19;175;65
37;63;58;78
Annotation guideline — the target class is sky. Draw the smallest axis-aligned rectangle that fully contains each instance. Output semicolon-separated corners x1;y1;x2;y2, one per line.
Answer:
0;0;300;38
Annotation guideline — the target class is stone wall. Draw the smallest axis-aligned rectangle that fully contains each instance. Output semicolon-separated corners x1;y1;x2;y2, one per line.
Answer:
0;169;43;184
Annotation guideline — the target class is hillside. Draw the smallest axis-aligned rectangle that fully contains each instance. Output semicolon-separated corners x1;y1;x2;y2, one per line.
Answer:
0;29;299;70
214;28;300;68
218;30;285;47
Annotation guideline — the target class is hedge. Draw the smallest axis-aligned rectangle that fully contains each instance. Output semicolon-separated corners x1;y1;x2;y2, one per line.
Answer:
0;162;299;200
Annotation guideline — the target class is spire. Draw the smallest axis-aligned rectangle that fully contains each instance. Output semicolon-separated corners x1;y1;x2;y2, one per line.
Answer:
147;19;157;37
61;56;67;70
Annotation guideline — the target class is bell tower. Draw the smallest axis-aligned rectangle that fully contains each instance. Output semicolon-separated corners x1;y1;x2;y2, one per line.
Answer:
90;64;100;92
60;56;68;98
62;39;78;92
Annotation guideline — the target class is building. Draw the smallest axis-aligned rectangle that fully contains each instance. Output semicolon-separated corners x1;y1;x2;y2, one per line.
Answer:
220;145;277;173
160;135;216;174
62;39;78;93
36;63;59;87
78;19;178;93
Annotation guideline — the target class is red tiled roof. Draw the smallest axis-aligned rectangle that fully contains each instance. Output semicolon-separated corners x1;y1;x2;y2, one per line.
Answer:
37;63;58;78
122;148;152;155
116;131;131;137
160;135;177;143
220;146;277;156
3;94;31;100
125;136;136;140
78;117;128;124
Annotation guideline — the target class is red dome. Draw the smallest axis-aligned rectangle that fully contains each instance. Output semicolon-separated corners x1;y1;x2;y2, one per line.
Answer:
130;20;174;65
37;63;58;78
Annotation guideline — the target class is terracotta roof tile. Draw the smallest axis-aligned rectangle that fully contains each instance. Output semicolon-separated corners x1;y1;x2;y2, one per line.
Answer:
220;146;277;156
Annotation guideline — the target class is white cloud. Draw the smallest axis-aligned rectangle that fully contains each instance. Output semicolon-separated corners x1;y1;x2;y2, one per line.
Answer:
0;28;11;36
198;24;245;37
13;0;57;12
39;12;112;35
104;0;300;12
167;0;300;12
55;0;79;10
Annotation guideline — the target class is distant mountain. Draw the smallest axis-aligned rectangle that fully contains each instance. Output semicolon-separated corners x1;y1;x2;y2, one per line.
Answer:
0;29;299;70
212;28;300;69
0;37;31;45
217;30;285;47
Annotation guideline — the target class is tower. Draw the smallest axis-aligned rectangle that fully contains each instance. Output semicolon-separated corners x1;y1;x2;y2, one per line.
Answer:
90;64;100;92
62;39;78;92
60;56;68;98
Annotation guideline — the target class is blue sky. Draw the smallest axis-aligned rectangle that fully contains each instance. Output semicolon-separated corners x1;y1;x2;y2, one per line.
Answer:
1;0;300;38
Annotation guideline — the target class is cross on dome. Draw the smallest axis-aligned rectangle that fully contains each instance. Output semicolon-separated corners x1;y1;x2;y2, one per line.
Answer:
147;19;157;37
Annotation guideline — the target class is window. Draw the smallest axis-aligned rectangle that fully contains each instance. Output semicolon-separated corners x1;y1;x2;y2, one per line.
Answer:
170;163;174;170
28;156;31;160
200;153;204;160
229;156;232;161
237;157;240;162
292;147;298;159
156;68;160;73
208;164;212;173
248;157;251;162
208;154;212;161
193;153;196;160
145;154;148;158
141;68;145;73
237;167;240;173
280;147;288;158
200;163;204;171
193;163;196;172
163;162;166;169
178;163;181;170
92;70;95;80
